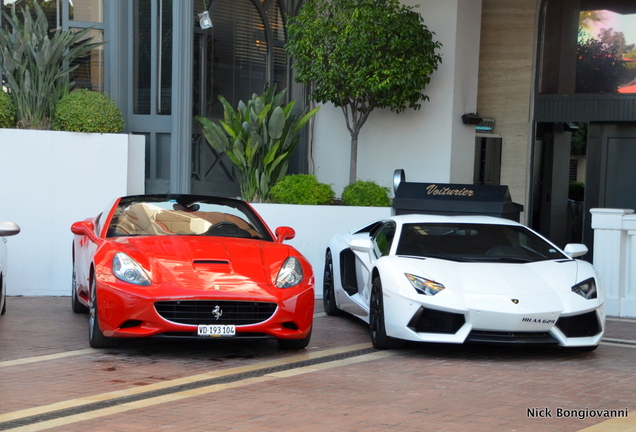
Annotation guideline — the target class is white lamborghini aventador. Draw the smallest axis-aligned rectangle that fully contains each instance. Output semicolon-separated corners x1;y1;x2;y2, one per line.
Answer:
324;214;604;350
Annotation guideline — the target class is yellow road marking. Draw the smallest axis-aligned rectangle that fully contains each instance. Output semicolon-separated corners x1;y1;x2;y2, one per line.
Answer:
0;343;372;425
0;349;98;369
578;414;636;432
9;351;394;432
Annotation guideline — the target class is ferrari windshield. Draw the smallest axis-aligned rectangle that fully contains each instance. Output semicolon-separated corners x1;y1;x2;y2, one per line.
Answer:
106;195;272;240
395;223;568;262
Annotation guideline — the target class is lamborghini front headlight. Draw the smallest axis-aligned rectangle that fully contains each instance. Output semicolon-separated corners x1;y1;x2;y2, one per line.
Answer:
405;273;445;296
572;278;597;299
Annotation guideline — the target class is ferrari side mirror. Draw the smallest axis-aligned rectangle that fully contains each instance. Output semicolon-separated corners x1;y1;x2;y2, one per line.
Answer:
71;221;101;244
275;226;296;243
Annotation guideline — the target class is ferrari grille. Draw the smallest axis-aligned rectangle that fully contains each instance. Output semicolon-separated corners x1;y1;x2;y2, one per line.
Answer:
407;307;465;334
556;311;601;338
155;300;277;326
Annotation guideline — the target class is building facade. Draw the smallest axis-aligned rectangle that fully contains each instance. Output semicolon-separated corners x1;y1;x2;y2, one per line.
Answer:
3;0;636;253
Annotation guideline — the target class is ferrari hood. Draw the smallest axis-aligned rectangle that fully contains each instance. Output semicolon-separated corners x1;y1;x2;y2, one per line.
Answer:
113;236;292;289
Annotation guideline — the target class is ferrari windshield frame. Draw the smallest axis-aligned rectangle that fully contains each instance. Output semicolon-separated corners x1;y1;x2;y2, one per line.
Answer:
105;195;274;241
395;222;569;263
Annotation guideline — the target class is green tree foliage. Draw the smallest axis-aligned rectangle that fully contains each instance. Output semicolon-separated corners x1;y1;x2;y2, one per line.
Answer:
576;29;627;93
0;2;102;129
196;85;320;202
286;0;442;184
53;89;124;133
570;122;587;156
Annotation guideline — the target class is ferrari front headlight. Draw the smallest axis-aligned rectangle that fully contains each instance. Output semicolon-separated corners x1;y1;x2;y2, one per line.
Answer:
405;273;445;296
112;252;151;286
276;257;303;288
572;277;597;299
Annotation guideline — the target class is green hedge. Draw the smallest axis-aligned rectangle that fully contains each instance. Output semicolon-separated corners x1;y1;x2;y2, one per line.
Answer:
0;91;15;128
53;89;124;133
342;180;391;207
270;174;335;205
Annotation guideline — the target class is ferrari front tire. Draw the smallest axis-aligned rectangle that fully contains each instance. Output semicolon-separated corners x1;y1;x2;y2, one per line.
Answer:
322;250;341;316
369;276;405;350
89;278;117;348
277;328;312;350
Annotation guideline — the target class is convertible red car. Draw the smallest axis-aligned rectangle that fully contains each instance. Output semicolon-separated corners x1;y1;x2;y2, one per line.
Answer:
71;194;314;349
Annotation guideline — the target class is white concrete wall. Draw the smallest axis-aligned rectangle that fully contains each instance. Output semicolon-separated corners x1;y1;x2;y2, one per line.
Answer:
0;129;145;296
312;0;482;196
252;203;392;298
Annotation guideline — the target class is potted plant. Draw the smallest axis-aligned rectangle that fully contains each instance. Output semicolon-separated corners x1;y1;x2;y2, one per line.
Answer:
195;85;319;202
0;2;103;129
0;3;144;299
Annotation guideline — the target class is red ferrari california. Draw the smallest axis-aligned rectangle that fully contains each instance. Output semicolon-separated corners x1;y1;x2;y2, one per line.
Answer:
71;194;314;349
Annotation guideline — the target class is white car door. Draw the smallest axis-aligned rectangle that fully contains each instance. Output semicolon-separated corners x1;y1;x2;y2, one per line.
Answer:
352;221;397;308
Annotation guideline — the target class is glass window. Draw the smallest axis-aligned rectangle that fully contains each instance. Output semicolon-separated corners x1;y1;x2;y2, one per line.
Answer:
133;0;152;114
577;9;636;94
69;28;104;92
158;0;172;114
107;196;272;240
539;0;636;95
395;223;567;262
156;133;171;180
69;0;103;23
372;222;396;258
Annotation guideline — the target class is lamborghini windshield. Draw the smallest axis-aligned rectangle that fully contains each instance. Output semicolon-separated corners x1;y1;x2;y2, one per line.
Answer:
395;223;568;262
106;195;272;240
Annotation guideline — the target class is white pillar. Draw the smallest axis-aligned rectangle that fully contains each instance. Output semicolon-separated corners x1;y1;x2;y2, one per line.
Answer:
622;215;636;317
591;208;634;317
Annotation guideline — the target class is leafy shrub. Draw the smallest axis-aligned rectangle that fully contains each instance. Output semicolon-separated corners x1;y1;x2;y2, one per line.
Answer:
0;90;15;128
270;174;335;205
0;2;103;129
196;85;319;202
342;181;391;207
569;181;585;202
53;89;124;133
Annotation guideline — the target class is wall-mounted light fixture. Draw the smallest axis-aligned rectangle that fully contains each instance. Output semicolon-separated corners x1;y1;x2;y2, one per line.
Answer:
562;122;579;132
462;113;483;125
476;118;495;133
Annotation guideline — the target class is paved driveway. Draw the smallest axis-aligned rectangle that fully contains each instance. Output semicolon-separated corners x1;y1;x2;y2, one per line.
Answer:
0;297;635;432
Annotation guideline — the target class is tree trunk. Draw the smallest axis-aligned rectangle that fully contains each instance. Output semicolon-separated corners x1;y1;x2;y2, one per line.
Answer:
349;130;359;185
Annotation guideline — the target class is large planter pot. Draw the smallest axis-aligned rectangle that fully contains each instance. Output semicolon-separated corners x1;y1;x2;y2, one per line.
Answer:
0;129;145;296
252;203;392;298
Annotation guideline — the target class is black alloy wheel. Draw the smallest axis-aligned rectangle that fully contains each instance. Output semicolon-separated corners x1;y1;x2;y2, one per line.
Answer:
277;327;312;349
369;276;405;350
88;278;117;348
323;250;341;316
1;276;6;315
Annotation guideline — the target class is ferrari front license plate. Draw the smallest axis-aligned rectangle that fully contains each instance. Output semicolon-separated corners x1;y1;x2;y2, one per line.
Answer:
197;324;236;338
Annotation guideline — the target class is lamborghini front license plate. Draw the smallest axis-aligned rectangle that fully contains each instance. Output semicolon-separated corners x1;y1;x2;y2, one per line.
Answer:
197;324;236;337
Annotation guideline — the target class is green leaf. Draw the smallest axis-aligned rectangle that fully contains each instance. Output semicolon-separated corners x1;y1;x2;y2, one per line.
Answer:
268;107;285;140
294;106;321;133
